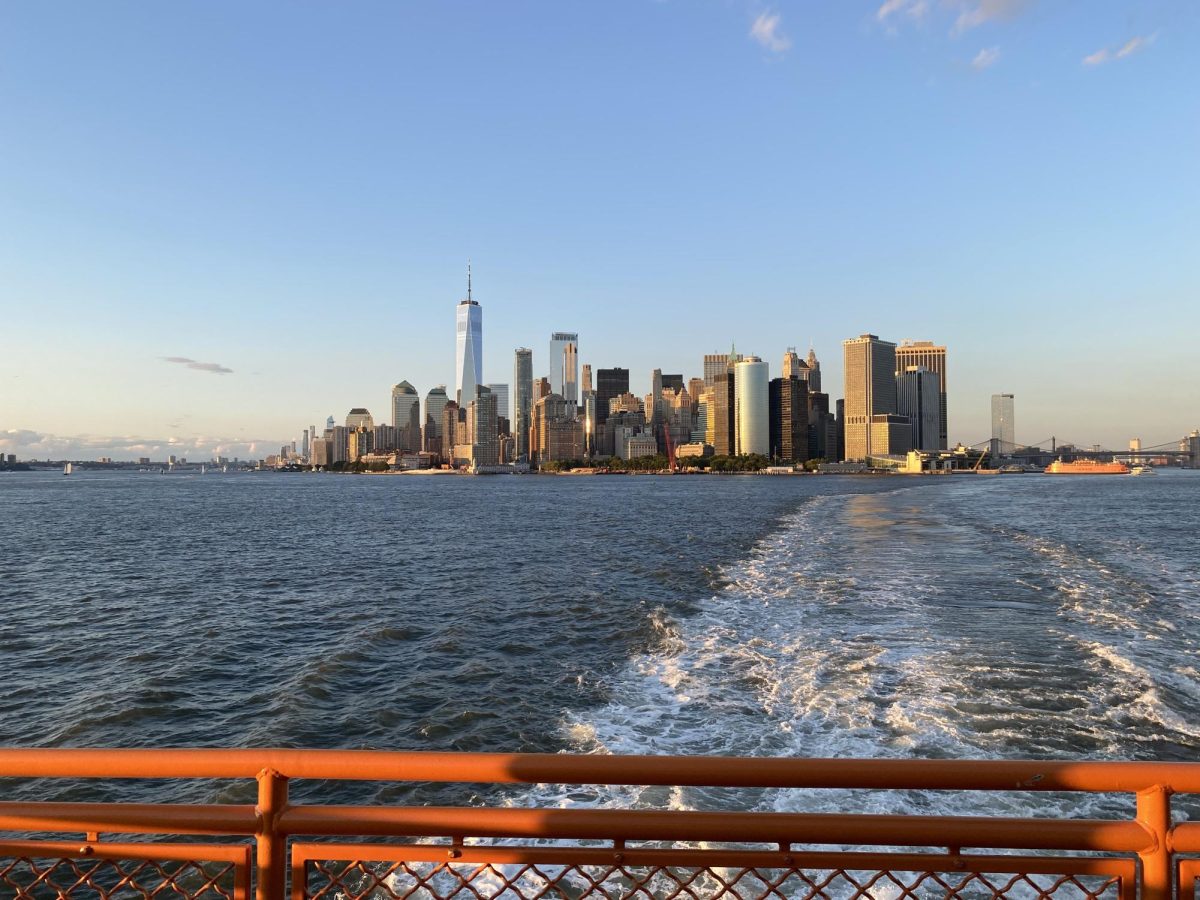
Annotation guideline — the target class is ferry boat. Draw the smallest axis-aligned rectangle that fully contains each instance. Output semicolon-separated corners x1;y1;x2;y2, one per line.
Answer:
1130;465;1155;476
1044;459;1130;475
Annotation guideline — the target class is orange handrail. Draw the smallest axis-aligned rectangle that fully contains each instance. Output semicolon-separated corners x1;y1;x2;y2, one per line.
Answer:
0;749;1193;900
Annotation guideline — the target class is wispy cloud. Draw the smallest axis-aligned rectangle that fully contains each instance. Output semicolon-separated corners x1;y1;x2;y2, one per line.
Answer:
876;0;929;25
951;0;1031;36
750;11;791;54
971;46;1001;70
1083;33;1156;66
163;356;233;375
878;0;1025;36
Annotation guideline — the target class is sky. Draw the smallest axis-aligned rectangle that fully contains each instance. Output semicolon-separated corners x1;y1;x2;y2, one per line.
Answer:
2;0;1197;460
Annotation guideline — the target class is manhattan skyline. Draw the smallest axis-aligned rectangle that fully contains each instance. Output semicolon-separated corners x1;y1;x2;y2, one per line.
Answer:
2;1;1197;460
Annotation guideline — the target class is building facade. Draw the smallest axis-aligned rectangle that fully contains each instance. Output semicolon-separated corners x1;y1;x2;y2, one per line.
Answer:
514;348;533;462
595;367;629;428
843;334;903;460
734;356;769;456
549;332;579;405
895;340;947;449
897;366;942;452
991;393;1015;458
769;376;810;463
391;382;421;452
455;276;483;406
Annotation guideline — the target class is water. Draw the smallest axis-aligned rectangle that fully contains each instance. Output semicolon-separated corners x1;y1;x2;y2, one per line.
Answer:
2;469;1198;817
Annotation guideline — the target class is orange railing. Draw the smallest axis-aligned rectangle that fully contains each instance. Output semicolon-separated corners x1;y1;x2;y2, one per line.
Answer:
1;749;1198;898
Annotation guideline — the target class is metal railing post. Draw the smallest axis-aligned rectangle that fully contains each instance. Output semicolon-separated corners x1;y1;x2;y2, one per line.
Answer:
256;767;289;900
1137;785;1172;900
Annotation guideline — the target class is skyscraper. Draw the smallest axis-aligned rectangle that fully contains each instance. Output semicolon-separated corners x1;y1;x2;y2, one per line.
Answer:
424;385;449;453
734;356;769;456
769;376;809;463
843;334;909;460
581;364;592;394
470;386;499;467
486;384;509;430
595;367;628;427
391;381;421;451
549;332;579;404
805;347;822;393
346;408;374;429
455;266;482;406
897;367;941;452
895;341;947;449
514;348;533;461
704;349;742;386
782;348;809;381
991;393;1015;458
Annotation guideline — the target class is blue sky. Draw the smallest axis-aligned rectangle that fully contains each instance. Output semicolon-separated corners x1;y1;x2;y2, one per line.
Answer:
2;0;1196;459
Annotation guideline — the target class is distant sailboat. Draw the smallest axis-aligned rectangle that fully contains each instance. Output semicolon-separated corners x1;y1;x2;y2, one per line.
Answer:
62;463;73;475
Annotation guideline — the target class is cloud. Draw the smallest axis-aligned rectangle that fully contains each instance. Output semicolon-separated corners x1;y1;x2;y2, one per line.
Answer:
878;0;1023;36
877;0;929;24
1083;33;1156;66
163;356;233;375
750;11;791;53
950;0;1031;36
0;429;277;462
971;46;1001;70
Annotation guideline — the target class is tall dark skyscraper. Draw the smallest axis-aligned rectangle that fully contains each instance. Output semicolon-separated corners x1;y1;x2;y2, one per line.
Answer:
595;367;629;427
895;340;947;449
769;376;810;463
514;348;533;462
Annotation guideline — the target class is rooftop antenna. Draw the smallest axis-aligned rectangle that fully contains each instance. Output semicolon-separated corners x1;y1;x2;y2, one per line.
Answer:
467;260;472;301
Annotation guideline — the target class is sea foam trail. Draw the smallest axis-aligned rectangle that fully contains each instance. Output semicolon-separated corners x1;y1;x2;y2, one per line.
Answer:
537;484;1200;824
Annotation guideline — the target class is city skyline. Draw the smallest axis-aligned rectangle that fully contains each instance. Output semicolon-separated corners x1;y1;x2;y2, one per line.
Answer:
2;2;1197;459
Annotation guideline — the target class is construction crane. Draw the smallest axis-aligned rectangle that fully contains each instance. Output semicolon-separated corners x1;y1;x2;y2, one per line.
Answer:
661;424;678;473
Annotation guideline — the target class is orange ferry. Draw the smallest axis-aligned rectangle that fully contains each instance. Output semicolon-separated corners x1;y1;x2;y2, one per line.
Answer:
1044;458;1130;474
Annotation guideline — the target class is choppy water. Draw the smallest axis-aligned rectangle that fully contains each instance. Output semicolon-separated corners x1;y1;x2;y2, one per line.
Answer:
2;469;1198;816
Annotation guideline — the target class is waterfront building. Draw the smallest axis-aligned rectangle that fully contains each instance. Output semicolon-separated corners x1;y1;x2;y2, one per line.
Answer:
311;437;331;467
807;391;837;461
806;346;822;393
514;348;534;461
549;332;579;405
469;386;499;467
424;386;449;452
391;381;421;452
710;373;736;456
897;366;942;452
601;409;645;459
662;385;694;451
991;393;1016;458
895;340;947;449
769;376;810;463
531;393;584;463
623;433;659;460
440;401;461;463
595;368;628;427
843;334;909;460
455;268;483;406
372;424;398;453
330;426;349;463
347;427;373;461
346;408;374;430
735;356;769;456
